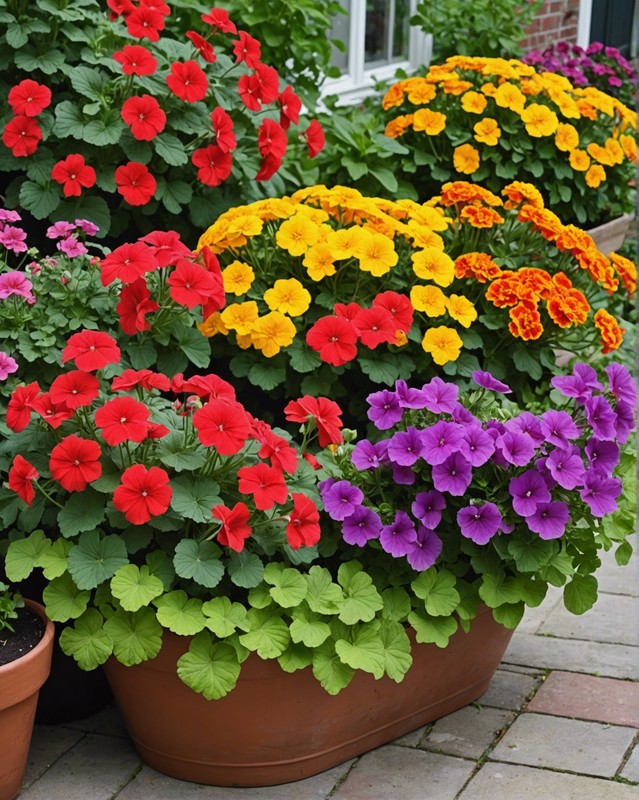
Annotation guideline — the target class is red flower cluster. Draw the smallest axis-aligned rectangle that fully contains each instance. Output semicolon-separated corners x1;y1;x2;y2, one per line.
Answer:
2;78;50;157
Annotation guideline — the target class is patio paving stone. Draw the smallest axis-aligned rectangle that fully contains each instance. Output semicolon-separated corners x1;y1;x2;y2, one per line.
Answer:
538;594;639;647
620;739;639;782
420;706;514;759
477;668;541;711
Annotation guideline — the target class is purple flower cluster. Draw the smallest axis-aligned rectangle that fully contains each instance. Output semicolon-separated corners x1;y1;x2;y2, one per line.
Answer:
321;365;634;570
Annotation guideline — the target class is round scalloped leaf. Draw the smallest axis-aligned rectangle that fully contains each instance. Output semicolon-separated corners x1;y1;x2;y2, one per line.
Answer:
104;607;163;666
304;565;344;615
335;621;385;679
289;605;331;648
277;642;313;673
238;608;290;658
5;530;50;581
42;572;90;622
410;568;460;617
177;635;241;700
202;596;249;638
154;590;206;636
110;564;164;613
311;645;355;695
337;571;383;625
227;550;264;589
67;531;129;590
38;539;73;580
408;610;458;648
58;608;112;671
264;564;308;608
173;539;224;588
378;619;413;682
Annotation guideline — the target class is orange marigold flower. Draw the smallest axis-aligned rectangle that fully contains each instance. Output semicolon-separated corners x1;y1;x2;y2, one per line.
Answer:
610;252;637;295
440;181;502;207
453;143;480;174
594;308;625;353
455;252;503;283
461;91;487;114
412;108;446;135
587;142;616;167
546;288;590;328
517;204;563;241
508;299;543;340
460;205;504;228
407;81;436;105
473;117;501;146
493;82;525;113
382;82;406;110
384;114;414;138
554;225;596;255
575;248;619;293
518;268;553;299
502;181;544;209
620;134;636;162
520;103;559;137
485;273;527;307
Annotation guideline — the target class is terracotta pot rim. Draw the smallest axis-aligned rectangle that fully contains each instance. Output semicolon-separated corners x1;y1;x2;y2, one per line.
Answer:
0;599;55;698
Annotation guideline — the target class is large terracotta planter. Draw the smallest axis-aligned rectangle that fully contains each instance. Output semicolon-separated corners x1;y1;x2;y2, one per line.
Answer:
0;600;55;800
586;212;634;255
104;604;513;787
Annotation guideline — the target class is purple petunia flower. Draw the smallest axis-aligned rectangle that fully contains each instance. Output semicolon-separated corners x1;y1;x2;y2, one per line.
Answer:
535;456;558;490
0;271;34;300
472;370;512;394
584;395;617;441
341;505;382;546
0;351;19;380
388;426;426;466
526;501;571;539
505;412;545;446
391;462;416;485
540;410;580;448
546;446;585;490
421;421;465;465
379;511;417;557
406;525;443;571
420;376;458;414
412;490;446;529
457;502;503;545
613;401;635;445
459;424;495;467
509;470;551;517
432;452;473;496
450;402;476;425
57;236;88;258
394;379;428;409
496;430;536;467
580;472;622;517
320;480;364;521
584;438;620;475
367;389;403;430
605;363;636;406
351;439;382;471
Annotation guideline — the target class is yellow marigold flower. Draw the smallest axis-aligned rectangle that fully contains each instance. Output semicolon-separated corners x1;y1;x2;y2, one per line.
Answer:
446;294;477;328
585;164;606;188
297;205;330;225
226;214;264;239
442;78;472;95
569;149;590;171
327;227;363;260
382;82;406;110
410;285;447;316
222;260;255;296
473;117;501;146
554;123;579;152
235;333;253;350
480;82;498;97
220;301;259;336
407;82;436;105
494;82;525;113
263;278;311;317
453;143;480;174
421;326;463;365
520;103;559;137
620;134;637;162
303;243;337;281
604;138;624;165
411;246;455;286
412;108;447;135
461;91;488;114
407;204;450;231
355;230;398;276
406;223;444;250
251;198;296;221
587;142;616;166
275;214;319;256
198;312;228;338
250;311;297;357
385;114;414;138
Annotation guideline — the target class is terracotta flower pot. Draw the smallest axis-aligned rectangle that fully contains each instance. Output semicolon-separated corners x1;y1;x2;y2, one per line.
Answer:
104;604;513;787
586;212;634;255
0;600;55;800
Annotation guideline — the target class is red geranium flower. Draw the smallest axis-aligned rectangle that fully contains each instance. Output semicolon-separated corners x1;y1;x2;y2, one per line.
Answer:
167;258;222;309
121;95;166;141
210;107;236;153
116;278;159;333
192;398;249;454
94;396;150;445
106;0;135;19
49;370;100;410
233;31;261;69
238;63;279;111
145;421;170;439
8;79;52;117
334;302;362;323
186;31;216;63
255;153;282;182
7;381;40;432
112;369;171;393
284;395;344;447
278;86;301;130
237;463;288;510
2;116;42;157
201;8;237;33
8;455;39;506
101;241;159;286
125;4;165;41
49;435;102;492
254;63;280;104
199;246;226;315
113;44;158;75
166;60;208;102
372;291;414;333
191;144;232;186
286;493;320;549
113;464;172;525
212;502;252;552
115;162;157;206
62;330;121;372
306;315;358;366
31;392;75;428
140;0;170;15
257;118;287;159
352;306;396;348
139;230;191;266
302;119;325;158
51;154;96;197
172;373;235;402
258;430;298;474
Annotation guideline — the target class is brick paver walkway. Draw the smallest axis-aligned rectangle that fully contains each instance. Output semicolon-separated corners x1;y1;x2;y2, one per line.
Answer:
18;543;639;799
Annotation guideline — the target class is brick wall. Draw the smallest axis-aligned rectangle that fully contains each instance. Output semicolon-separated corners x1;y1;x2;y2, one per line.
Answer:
522;0;581;52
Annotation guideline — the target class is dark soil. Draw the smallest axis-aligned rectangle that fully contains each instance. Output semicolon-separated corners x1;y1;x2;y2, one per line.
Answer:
0;606;46;667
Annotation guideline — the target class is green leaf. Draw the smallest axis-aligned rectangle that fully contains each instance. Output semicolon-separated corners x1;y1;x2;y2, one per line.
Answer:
173;539;224;588
492;602;525;629
479;572;523;608
170;476;220;523
54;100;86;138
381;587;411;622
312;644;354;694
57;489;106;537
15;48;64;74
156;177;192;214
563;574;598;615
177;635;241;700
289;604;331;647
227;549;265;589
67;531;128;590
512;345;542;380
154;133;189;166
247;583;273;609
154;590;207;635
238;608;290;658
615;540;633;567
264;563;308;608
342;157;368;181
25;148;56;184
146;550;176;590
104;608;163;666
278;642;313;672
38;539;73;580
70;65;107;100
411;569;460;617
156;430;207;472
248;361;286;391
19;180;60;219
508;536;555;572
379;619;412;682
369;165;398;193
173;325;211;368
358;351;404;384
5;530;50;581
6;22;29;48
110;564;164;612
43;572;90;621
83;113;124;146
202;596;249;637
335;621;385;678
408;610;458;648
58;609;113;670
50;196;110;237
337;562;383;624
287;338;321;373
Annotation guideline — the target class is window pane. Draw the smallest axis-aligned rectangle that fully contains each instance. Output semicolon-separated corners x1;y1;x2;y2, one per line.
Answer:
365;0;411;67
392;0;411;61
331;0;351;72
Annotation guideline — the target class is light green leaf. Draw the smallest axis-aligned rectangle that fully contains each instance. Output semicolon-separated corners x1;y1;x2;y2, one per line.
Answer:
238;608;290;658
264;563;308;608
492;603;525;629
146;550;176;591
104;608;163;666
38;538;73;579
247;583;273;609
379;619;413;682
278;642;313;673
338;569;383;624
5;530;50;581
154;590;207;635
508;536;555;572
177;635;241;700
479;572;523;608
43;572;90;621
170;476;220;523
563;574;598;615
67;531;128;590
411;569;460;617
58;608;112;670
312;644;354;694
227;550;265;589
381;586;412;622
57;490;106;537
335;622;385;678
408;610;458;648
202;596;249;637
110;564;164;612
305;565;344;615
173;539;224;588
289;604;331;648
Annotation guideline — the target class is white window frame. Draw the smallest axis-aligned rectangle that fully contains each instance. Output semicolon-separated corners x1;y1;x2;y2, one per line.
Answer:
322;0;432;105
